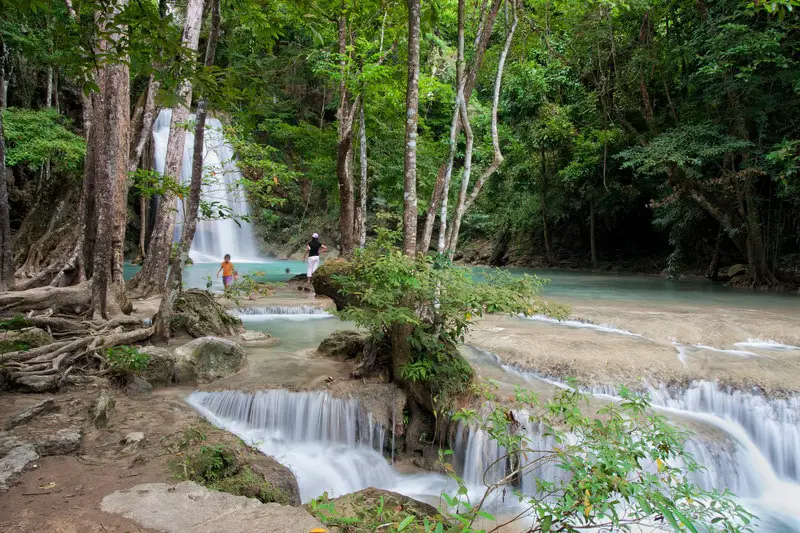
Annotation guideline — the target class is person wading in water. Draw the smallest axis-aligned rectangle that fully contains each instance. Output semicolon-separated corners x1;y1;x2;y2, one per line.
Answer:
303;233;328;285
216;254;237;289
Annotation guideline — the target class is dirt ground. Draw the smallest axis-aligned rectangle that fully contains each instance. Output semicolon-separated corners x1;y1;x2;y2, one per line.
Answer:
0;386;201;533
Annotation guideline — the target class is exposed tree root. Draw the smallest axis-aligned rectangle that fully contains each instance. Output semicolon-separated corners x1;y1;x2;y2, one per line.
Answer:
0;284;91;313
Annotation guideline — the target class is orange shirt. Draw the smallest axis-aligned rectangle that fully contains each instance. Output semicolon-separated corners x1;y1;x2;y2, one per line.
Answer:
221;261;234;276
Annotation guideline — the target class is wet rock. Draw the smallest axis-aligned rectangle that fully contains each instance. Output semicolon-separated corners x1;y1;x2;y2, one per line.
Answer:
246;454;302;507
138;346;175;386
90;391;115;429
34;427;82;456
13;374;59;393
0;327;53;352
240;331;270;343
4;398;58;430
0;444;39;491
124;375;154;398
173;337;247;384
101;482;324;533
317;330;367;360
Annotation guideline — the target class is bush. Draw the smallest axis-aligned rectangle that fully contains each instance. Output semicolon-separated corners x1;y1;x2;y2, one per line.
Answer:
105;345;150;375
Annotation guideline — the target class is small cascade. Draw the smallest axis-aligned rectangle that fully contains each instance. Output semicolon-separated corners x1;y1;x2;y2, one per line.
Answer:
234;306;333;320
520;314;645;338
152;109;263;263
187;390;453;503
647;381;800;482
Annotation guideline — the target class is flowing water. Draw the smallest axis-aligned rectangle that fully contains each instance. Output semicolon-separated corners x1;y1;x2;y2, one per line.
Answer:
151;109;263;263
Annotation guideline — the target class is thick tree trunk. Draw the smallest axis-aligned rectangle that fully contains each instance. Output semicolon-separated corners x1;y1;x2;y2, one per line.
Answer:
357;103;368;248
156;0;220;340
418;0;504;253
402;0;421;256
0;57;14;290
90;0;131;319
129;0;205;296
335;6;357;257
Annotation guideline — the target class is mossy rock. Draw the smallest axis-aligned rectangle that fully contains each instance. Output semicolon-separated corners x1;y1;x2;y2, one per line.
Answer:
171;422;301;506
137;346;175;386
171;289;243;338
0;327;53;353
173;337;247;384
309;487;445;530
311;259;357;311
318;330;367;360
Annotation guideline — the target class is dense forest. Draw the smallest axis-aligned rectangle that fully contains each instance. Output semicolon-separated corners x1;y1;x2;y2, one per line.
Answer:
1;0;799;311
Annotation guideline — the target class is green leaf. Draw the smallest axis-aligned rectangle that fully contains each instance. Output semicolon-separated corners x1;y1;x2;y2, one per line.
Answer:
397;515;415;531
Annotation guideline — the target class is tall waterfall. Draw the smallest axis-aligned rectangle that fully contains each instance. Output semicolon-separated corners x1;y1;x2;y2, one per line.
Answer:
187;390;454;503
152;109;262;263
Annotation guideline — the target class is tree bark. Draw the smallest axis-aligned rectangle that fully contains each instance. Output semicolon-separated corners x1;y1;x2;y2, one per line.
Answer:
402;0;421;256
590;199;598;268
418;0;504;252
540;145;553;263
90;0;131;319
156;0;220;340
0;54;14;290
129;73;160;173
706;224;721;281
129;0;205;296
335;4;357;257
357;103;368;248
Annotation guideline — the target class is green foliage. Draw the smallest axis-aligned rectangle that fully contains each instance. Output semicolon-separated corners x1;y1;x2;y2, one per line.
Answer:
222;271;274;303
2;108;85;173
105;345;150;375
0;316;32;331
336;230;568;406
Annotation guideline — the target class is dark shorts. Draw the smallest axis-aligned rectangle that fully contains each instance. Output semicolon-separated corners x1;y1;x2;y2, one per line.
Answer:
223;275;234;287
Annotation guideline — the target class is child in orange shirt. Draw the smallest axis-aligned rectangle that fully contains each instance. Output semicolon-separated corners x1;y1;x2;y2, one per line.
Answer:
217;254;236;288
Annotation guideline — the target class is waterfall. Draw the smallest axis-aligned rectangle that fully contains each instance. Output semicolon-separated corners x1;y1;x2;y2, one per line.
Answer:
187;390;454;503
152;109;263;263
234;306;333;320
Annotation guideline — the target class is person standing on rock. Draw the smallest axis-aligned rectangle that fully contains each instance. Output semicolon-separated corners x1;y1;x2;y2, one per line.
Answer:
303;233;327;285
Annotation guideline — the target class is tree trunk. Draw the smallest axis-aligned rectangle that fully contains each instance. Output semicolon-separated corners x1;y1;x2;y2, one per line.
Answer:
156;0;220;340
129;73;160;173
0;56;14;290
540;145;553;263
90;0;131;319
417;0;504;253
590;199;598;268
138;195;147;261
402;0;421;256
357;103;368;248
335;6;357;258
445;98;473;259
706;224;721;281
129;0;205;296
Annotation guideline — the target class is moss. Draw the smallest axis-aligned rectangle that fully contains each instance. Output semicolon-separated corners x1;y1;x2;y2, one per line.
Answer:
211;466;291;505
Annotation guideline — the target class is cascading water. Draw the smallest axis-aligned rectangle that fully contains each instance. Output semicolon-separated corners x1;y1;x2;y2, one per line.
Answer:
152;109;263;263
234;306;333;320
187;390;455;503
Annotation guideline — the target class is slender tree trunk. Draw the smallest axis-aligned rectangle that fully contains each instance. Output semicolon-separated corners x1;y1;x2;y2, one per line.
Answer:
157;0;220;340
706;224;722;281
129;73;160;173
418;0;504;252
540;145;553;263
335;5;357;257
447;0;516;258
437;0;466;255
357;103;368;248
129;0;205;295
445;99;473;259
46;66;53;108
590;199;598;268
138;195;147;260
0;56;14;290
402;0;421;256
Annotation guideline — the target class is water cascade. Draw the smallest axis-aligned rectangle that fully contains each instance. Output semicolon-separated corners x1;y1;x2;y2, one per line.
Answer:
187;390;454;503
234;306;333;320
152;109;263;263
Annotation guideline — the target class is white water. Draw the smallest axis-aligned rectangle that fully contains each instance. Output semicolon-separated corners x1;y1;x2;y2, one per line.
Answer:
521;314;645;338
735;339;800;351
152;109;263;263
234;306;333;321
186;390;456;503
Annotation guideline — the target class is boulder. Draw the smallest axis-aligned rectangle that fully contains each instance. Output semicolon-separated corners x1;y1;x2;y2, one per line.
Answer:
90;391;115;429
33;427;82;456
4;398;58;430
173;337;247;384
13;374;58;393
0;433;26;456
0;327;53;352
0;444;38;491
138;346;175;386
124;375;154;398
311;259;356;311
101;482;325;533
240;331;271;343
245;454;302;507
726;264;748;278
171;289;243;338
314;487;443;525
317;330;367;360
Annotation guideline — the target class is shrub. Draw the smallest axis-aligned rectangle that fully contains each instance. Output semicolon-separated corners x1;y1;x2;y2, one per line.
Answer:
105;345;150;375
